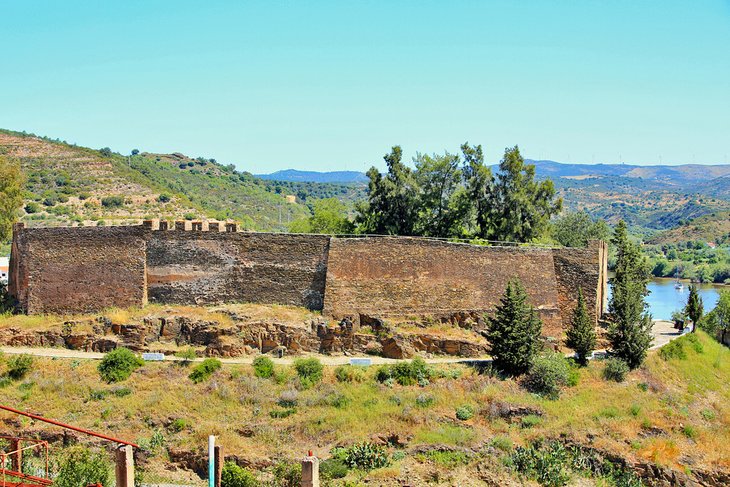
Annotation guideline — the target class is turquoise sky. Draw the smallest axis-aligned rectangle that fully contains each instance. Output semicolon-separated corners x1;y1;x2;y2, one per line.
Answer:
1;1;729;173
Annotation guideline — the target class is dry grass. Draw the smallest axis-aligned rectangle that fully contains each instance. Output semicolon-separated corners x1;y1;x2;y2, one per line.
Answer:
0;331;726;483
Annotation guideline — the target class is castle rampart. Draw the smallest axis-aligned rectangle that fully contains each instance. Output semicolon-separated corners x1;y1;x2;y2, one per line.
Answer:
8;223;607;335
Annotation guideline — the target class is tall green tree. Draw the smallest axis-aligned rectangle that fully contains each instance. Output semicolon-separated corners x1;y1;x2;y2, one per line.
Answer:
552;211;610;247
0;155;25;242
608;220;653;369
356;146;419;235
289;198;354;234
684;284;703;333
491;146;562;242
565;288;597;366
461;142;493;239
413;151;469;237
702;290;730;344
486;279;543;376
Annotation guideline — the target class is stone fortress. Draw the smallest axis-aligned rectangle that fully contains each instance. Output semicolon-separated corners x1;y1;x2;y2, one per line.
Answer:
8;221;608;339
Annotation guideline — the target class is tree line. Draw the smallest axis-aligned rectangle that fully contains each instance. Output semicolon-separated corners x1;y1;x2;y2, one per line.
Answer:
355;143;562;242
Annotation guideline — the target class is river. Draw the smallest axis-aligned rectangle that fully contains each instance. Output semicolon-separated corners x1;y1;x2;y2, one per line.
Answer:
641;279;725;321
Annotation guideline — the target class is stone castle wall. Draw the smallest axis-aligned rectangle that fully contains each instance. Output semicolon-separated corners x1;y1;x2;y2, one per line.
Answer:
146;230;330;309
9;225;148;314
8;224;607;332
323;237;606;337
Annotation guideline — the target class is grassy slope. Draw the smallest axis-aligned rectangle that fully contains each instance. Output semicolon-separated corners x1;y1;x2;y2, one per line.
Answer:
0;129;310;231
647;210;730;245
0;331;727;485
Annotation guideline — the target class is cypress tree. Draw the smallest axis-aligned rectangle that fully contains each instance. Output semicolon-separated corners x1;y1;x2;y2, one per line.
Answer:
608;220;653;369
565;287;597;366
685;284;703;333
486;279;543;376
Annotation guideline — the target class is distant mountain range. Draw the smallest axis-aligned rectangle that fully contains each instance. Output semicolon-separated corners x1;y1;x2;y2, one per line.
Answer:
257;169;369;184
257;161;730;186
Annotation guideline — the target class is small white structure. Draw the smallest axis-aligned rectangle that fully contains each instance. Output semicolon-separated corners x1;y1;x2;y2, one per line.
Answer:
0;257;8;284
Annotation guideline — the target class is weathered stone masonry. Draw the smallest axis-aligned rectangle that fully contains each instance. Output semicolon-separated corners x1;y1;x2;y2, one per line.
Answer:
9;224;607;331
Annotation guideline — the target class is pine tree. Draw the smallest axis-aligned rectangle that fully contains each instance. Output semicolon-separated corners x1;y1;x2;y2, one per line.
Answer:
608;220;653;369
685;284;703;333
486;279;543;376
565;288;596;366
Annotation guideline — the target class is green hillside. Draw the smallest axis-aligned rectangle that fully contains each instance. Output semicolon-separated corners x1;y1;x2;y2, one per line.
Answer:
0;129;316;231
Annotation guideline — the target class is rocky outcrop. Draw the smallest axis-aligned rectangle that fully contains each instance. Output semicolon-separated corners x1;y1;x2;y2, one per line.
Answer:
0;312;489;359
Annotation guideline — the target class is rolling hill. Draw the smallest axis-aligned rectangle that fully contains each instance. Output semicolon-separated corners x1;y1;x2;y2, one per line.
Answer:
3;128;729;245
0;130;326;231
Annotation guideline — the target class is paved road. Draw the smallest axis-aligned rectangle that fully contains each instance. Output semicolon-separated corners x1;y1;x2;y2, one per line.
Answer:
0;320;684;365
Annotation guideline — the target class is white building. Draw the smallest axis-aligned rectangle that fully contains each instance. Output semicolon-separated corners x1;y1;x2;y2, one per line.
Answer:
0;257;8;284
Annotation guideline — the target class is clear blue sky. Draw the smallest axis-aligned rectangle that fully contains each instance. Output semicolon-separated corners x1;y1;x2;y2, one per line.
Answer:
1;1;729;173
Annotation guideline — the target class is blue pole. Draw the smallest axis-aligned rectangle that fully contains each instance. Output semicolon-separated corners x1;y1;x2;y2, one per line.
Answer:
208;435;215;487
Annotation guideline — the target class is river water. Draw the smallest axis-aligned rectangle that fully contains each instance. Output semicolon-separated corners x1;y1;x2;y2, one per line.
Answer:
640;279;724;321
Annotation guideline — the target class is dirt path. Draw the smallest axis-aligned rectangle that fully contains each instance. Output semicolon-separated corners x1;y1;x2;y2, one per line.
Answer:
0;320;683;365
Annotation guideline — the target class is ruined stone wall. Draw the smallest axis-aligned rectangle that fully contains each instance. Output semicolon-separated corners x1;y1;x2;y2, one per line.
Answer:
323;237;606;337
9;224;148;314
9;224;605;333
551;240;607;332
146;230;330;309
323;237;567;336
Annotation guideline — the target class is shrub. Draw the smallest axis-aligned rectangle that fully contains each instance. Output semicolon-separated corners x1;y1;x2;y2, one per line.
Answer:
334;364;367;383
269;407;296;419
24;202;40;214
157;193;171;203
98;348;143;383
456;404;475;421
100;195;125;208
523;353;570;399
221;461;257;487
415;393;435;408
89;389;107;401
521;414;543;429
344;442;390;470
278;389;298;407
659;339;686;361
682;425;698;439
169;418;187;433
375;357;431;386
272;462;301;487
507;441;571;487
189;358;222;384
293;358;323;388
320;457;348;480
54;446;111;487
99;147;112;157
175;347;196;364
252;356;274;379
602;358;629;382
490;436;513;452
7;354;34;380
0;282;14;313
684;333;704;353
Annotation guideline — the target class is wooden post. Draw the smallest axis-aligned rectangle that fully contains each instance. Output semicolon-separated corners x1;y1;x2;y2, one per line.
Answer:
9;438;21;472
115;445;134;487
301;452;319;487
214;445;223;487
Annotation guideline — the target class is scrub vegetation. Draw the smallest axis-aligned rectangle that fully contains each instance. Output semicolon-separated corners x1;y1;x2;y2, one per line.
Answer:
0;331;727;485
